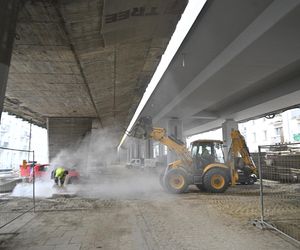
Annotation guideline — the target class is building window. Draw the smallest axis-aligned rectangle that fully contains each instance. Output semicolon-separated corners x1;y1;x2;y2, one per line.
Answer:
293;124;300;141
275;127;284;143
275;127;282;136
153;144;159;158
291;109;300;119
253;132;256;142
263;130;267;141
164;145;168;155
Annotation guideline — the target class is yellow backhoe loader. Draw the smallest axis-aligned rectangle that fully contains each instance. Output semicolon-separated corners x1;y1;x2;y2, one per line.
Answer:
130;116;257;194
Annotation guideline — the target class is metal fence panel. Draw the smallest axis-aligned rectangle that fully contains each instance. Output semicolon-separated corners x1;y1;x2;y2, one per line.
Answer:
255;143;300;244
0;147;35;230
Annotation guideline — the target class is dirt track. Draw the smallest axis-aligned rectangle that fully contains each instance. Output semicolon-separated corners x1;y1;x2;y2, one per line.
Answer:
0;166;299;249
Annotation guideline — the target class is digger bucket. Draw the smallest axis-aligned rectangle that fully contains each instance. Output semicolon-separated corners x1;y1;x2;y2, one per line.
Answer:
129;116;153;139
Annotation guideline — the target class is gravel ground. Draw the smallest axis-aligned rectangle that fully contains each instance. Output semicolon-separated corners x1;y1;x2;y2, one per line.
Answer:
0;166;299;249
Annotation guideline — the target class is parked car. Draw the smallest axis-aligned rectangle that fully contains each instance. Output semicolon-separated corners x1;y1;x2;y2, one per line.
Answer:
125;159;144;169
20;161;79;183
20;161;49;178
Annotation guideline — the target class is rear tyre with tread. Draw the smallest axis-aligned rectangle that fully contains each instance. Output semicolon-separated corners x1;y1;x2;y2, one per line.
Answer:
164;168;189;194
159;171;168;191
203;168;229;193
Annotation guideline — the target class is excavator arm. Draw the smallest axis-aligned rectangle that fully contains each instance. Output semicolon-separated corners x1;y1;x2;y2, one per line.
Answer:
129;117;193;168
230;130;257;174
129;117;252;193
150;127;193;167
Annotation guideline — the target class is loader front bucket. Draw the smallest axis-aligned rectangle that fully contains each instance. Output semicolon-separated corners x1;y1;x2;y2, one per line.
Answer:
129;116;153;139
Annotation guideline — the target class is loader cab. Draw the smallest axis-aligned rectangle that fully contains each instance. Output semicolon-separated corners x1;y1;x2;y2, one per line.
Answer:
191;140;225;169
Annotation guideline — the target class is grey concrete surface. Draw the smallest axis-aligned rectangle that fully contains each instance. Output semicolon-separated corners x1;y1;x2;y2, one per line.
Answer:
47;117;92;161
0;195;298;250
4;0;187;129
0;178;22;193
0;0;19;120
140;0;300;136
0;167;299;249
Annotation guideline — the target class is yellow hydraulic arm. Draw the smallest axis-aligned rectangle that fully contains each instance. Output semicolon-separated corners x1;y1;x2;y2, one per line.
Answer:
150;127;193;168
130;116;192;168
230;130;257;173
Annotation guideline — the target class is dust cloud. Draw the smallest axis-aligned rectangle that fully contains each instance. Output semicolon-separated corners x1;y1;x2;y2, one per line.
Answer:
11;128;164;199
11;180;55;198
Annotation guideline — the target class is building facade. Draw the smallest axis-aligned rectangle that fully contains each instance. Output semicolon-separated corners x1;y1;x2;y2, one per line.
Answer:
186;108;300;153
0;112;48;170
239;108;300;152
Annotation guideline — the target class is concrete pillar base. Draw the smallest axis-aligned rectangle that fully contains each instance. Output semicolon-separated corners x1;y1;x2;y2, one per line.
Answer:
0;0;20;119
47;117;92;161
145;139;153;159
128;138;141;160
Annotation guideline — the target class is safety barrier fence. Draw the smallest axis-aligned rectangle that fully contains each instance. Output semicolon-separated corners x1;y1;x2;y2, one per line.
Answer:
0;147;35;230
1;142;300;245
253;143;300;245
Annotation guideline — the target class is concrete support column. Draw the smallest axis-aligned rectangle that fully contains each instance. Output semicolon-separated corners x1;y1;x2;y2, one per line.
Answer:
130;138;140;159
222;119;238;160
118;147;127;163
0;0;20;120
47;117;92;162
129;140;135;159
136;139;142;159
140;139;145;159
127;147;131;162
144;139;153;159
159;144;164;157
85;119;102;174
167;118;183;164
133;139;138;158
159;143;167;166
90;119;101;136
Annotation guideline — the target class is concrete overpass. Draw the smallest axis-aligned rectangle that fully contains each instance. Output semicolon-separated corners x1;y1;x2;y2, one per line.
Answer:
124;0;300;161
140;0;300;133
1;0;300;163
0;0;188;160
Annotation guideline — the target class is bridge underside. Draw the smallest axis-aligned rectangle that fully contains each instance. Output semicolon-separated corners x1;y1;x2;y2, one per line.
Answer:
4;0;187;132
139;0;300;136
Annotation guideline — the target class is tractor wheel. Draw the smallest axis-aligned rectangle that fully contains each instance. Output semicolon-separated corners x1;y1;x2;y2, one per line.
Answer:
203;168;229;193
248;174;257;185
159;171;168;191
196;184;206;192
164;168;189;194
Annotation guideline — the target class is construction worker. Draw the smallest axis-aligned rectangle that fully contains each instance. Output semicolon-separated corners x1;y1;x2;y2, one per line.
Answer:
201;146;213;164
53;167;68;186
201;147;210;158
28;161;37;182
